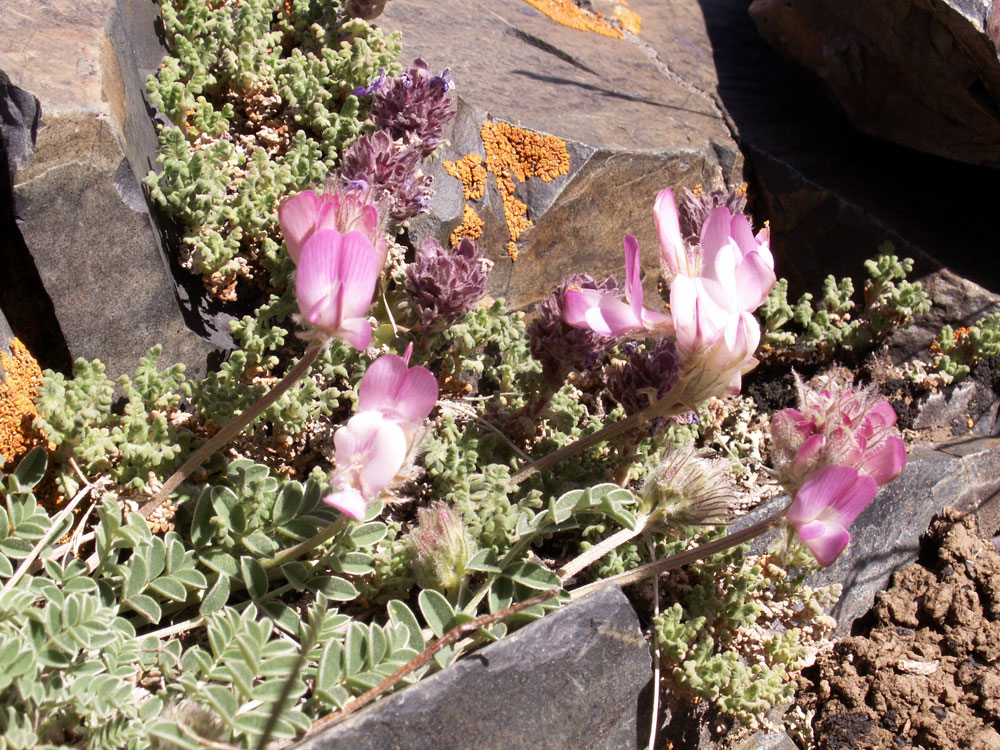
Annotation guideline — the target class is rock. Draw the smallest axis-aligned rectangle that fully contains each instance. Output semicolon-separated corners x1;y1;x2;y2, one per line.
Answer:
301;585;652;750
0;0;223;379
378;0;744;311
736;440;1000;635
697;0;1000;300
748;0;1000;168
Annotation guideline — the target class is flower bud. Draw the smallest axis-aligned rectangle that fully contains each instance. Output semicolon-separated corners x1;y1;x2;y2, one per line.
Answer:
640;446;735;527
408;502;477;594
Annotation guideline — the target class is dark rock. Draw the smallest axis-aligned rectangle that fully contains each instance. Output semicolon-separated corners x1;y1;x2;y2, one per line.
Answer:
378;0;744;311
299;585;652;750
695;0;1000;300
0;70;40;184
748;0;1000;168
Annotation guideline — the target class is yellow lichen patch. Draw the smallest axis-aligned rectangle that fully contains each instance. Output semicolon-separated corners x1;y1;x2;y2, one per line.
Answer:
450;205;485;247
443;154;487;200
613;1;642;34
521;0;623;39
481;121;570;261
0;339;45;467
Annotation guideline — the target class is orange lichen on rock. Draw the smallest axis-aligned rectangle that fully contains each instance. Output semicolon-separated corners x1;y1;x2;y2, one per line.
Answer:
613;1;642;34
450;205;485;247
443;153;487;200
481;121;570;261
0;339;45;467
521;0;624;39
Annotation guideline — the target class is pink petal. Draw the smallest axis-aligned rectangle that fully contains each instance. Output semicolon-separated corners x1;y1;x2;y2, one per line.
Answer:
861;436;907;486
728;213;758;257
279;190;322;264
698;206;735;265
334;412;407;498
359;354;409;414
338;317;373;351
335;231;379;319
786;464;855;525
564;288;644;337
732;251;777;312
791;434;826;478
654;189;686;276
397;367;439;424
623;234;644;320
828;471;878;528
296;229;344;325
797;520;851;567
323;488;367;520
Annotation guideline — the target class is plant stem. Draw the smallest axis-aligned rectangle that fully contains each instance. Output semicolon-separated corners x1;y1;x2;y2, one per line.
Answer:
259;517;347;571
557;514;650;582
138;341;325;518
569;506;787;601
510;389;688;485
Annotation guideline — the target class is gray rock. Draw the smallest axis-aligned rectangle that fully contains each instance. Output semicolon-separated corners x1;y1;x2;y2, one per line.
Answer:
378;0;744;311
298;585;652;750
0;0;225;380
749;0;1000;168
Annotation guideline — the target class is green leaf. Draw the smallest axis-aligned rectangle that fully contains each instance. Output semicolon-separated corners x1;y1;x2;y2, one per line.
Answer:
344;622;367;676
190;493;216;548
418;589;455;637
123;554;149;599
328;552;374;576
199;550;239;579
504;561;561;591
148;721;203;750
147;536;167;580
126;593;161;623
259;653;300;678
387;600;424;652
350;522;387;548
311;575;359;601
367;623;387;669
315;639;344;699
465;548;501;573
171;568;208;590
0;555;14;578
0;538;33;559
242;530;278;557
272;482;303;525
240;556;268;599
12;447;47;490
200;574;231;615
148;576;188;602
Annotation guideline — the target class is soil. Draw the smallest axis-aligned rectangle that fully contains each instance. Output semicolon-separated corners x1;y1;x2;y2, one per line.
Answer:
795;508;1000;750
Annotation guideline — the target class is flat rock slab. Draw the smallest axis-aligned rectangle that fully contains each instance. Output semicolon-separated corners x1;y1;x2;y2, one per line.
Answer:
379;0;743;311
299;585;651;750
749;0;1000;168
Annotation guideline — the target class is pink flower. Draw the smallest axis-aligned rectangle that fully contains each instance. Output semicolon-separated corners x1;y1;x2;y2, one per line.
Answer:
771;378;907;494
278;187;389;269
785;465;878;566
324;411;408;520
655;188;775;314
324;348;440;519
295;228;378;350
563;235;671;337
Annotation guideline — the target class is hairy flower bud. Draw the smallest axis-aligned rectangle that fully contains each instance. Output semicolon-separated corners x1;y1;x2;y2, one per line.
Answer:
370;59;455;158
408;502;477;593
528;273;621;385
676;184;748;245
607;339;681;417
640;446;735;526
404;238;489;327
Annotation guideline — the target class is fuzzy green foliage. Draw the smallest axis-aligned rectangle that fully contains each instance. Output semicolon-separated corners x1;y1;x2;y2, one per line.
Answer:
928;313;1000;384
145;0;401;282
653;537;839;729
761;247;930;358
34;347;189;492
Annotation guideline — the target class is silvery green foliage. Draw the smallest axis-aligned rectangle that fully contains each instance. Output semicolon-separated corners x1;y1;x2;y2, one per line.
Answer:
653;537;840;729
928;313;1000;384
760;247;931;357
144;0;401;282
33;347;189;493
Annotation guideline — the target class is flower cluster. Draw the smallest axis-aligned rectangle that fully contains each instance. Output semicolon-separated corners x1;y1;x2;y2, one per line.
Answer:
561;189;775;403
404;238;489;328
775;378;907;566
324;345;439;519
340;131;433;223
674;184;748;246
607;339;681;417
527;273;621;385
640;445;735;526
370;59;455;158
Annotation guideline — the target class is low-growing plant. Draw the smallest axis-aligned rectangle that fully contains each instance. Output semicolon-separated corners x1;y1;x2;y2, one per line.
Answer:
926;313;1000;384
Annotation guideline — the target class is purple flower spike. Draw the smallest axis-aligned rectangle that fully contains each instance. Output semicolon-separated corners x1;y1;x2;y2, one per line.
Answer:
295;229;378;349
785;465;878;567
404;238;488;327
370;58;456;159
340;131;433;223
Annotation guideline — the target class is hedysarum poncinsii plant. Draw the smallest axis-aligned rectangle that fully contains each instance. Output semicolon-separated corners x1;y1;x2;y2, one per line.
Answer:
325;345;438;519
369;58;455;159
